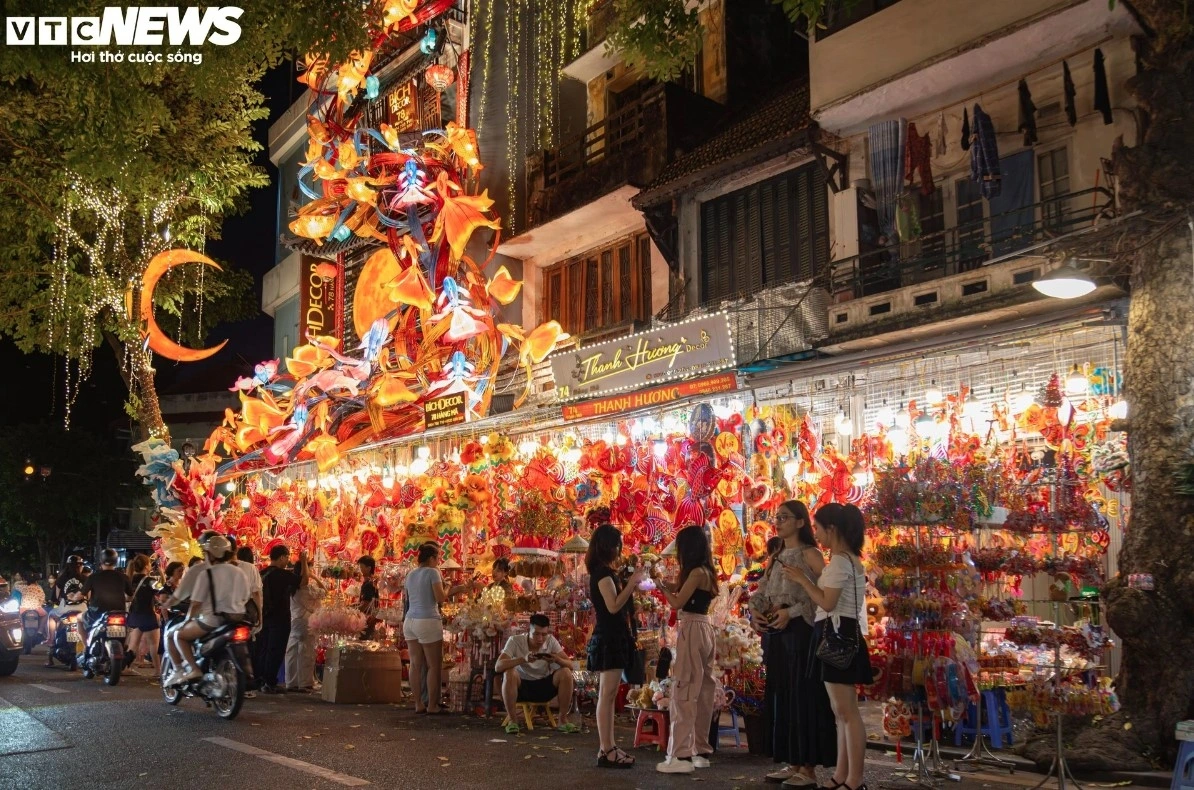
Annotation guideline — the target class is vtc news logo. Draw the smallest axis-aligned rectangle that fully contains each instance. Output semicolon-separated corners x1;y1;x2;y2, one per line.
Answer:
6;6;243;46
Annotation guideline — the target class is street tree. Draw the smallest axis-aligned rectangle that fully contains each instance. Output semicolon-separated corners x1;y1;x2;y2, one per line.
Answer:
0;1;370;440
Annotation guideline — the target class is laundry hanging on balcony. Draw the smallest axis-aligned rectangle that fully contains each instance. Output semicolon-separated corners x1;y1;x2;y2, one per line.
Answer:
1093;48;1112;124
1062;61;1077;127
867;118;907;245
904;121;934;196
960;108;971;152
969;104;1001;200
1017;79;1038;147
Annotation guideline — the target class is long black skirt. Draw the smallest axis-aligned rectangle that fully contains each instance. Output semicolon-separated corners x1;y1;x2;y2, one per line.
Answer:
765;618;838;767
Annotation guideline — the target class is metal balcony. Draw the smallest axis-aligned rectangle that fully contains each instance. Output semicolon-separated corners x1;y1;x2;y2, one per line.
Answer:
524;82;720;229
830;186;1116;299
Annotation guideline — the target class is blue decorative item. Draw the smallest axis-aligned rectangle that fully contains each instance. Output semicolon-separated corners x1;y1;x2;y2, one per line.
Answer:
365;75;380;100
331;224;352;242
419;28;440;55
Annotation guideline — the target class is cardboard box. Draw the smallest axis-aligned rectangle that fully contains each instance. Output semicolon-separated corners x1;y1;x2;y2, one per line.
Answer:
321;648;405;704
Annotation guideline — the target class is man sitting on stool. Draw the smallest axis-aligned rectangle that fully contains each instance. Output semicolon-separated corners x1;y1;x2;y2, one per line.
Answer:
494;613;576;734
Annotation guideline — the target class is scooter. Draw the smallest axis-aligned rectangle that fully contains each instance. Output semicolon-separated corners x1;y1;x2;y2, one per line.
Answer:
78;610;127;686
21;610;46;654
46;611;82;670
161;610;252;720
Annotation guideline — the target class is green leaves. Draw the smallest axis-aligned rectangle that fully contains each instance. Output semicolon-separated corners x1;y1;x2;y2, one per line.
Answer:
605;0;703;83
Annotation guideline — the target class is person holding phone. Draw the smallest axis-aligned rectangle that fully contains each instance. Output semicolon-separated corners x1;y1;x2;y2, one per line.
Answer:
751;500;837;787
494;613;577;734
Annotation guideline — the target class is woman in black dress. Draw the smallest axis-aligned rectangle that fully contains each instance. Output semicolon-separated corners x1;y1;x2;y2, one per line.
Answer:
754;500;837;786
585;523;645;769
786;503;874;790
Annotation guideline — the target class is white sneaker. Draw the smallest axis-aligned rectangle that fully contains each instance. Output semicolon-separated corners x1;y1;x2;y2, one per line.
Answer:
180;666;202;683
767;767;798;783
782;775;818;788
692;755;711;768
164;671;185;688
657;758;695;774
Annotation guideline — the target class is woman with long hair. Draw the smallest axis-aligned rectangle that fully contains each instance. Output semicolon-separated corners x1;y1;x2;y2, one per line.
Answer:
125;554;163;680
752;500;837;786
784;503;873;790
402;541;474;714
585;523;645;768
656;526;720;774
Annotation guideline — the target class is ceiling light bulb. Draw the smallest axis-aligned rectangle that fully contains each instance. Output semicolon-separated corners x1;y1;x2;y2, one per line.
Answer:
224;482;236;493
1065;365;1089;396
925;381;943;406
518;439;539;457
875;405;895;429
782;459;800;479
963;392;986;421
1109;399;1128;420
615;434;628;446
712;403;732;419
393;463;409;477
894;405;911;429
652;440;667;459
602;430;615;444
306;478;317;490
1013;387;1036;413
410;457;430;475
240;497;251;510
417;446;431;460
382;476;395;489
887;426;908;454
1033;261;1096;299
834;409;852;436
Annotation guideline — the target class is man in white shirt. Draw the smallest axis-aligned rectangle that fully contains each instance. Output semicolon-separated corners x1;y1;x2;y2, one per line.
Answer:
165;533;250;687
494;613;576;733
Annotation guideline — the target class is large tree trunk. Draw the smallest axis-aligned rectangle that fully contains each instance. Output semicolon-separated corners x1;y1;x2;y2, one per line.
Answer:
1060;0;1194;766
103;328;169;443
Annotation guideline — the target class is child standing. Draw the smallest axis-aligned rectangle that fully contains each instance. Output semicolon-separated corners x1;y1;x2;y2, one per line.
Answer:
657;526;720;774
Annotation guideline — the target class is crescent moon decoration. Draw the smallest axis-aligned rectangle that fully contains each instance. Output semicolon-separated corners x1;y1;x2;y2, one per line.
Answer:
129;249;229;363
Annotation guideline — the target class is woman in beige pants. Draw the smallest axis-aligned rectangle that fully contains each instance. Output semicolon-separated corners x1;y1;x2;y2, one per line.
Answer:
657;526;720;774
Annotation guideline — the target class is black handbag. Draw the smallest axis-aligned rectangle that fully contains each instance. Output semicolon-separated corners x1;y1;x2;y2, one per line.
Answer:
815;557;862;670
623;644;647;685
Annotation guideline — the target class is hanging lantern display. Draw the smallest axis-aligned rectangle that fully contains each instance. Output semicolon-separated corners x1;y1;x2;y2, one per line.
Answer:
425;63;455;93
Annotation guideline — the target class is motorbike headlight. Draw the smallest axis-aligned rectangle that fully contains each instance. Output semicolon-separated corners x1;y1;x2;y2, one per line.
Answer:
0;599;18;614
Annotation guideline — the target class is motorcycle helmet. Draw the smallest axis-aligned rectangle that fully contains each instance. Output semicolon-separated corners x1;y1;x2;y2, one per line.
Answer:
66;554;84;568
100;548;118;567
201;533;232;560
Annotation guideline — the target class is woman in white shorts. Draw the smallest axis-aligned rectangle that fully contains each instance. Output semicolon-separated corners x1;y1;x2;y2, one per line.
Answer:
402;542;474;714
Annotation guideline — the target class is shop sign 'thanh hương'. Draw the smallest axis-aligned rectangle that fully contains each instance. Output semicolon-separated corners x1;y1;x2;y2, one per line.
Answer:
549;313;735;402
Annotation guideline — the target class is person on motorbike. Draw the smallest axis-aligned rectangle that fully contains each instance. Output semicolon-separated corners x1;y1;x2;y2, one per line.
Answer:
14;571;48;641
46;556;87;665
80;549;133;640
165;534;249;687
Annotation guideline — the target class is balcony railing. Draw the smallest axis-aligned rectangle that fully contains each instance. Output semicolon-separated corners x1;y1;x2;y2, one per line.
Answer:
830;186;1116;299
525;82;720;228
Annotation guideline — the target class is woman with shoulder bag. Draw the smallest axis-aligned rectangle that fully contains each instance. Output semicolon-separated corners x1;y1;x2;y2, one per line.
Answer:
784;503;874;790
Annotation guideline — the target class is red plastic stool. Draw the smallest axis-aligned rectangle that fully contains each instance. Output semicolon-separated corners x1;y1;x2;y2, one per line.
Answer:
632;708;670;751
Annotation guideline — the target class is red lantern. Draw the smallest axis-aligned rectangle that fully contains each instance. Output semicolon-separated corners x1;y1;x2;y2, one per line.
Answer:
425;64;455;93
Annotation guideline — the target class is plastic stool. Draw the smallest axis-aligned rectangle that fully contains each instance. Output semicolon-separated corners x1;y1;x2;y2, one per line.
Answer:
717;707;742;747
502;703;557;731
1172;723;1194;790
632;708;670;751
953;689;1013;749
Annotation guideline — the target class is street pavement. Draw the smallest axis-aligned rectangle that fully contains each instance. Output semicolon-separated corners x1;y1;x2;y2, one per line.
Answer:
0;650;1141;790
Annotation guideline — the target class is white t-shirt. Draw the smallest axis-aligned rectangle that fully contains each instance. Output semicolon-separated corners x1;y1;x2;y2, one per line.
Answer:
815;554;868;634
501;633;564;681
190;563;250;617
235;560;263;596
173;561;209;602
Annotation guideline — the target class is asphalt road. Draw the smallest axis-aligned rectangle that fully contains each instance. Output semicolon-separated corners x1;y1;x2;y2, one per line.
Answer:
0;650;1118;790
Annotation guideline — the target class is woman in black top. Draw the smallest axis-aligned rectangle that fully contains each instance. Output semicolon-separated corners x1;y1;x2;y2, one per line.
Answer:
125;554;162;679
586;524;644;769
656;526;720;774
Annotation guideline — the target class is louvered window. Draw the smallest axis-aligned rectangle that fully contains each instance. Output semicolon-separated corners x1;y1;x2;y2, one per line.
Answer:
699;162;828;304
543;232;653;336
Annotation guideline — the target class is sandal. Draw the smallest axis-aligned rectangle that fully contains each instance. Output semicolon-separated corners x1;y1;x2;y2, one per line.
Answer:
505;721;521;735
597;747;635;769
557;722;580;734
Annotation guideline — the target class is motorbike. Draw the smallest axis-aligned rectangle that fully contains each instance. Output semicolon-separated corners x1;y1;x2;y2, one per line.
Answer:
21;610;46;654
161;609;252;720
78;610;127;686
0;596;22;676
46;610;82;670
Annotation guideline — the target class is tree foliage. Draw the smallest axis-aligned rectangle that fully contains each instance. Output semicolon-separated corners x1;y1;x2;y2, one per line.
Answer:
0;424;138;573
605;0;703;82
0;1;371;435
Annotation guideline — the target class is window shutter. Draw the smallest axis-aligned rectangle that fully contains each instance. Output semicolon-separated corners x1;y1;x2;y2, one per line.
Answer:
600;249;615;327
584;258;599;331
760;180;777;285
809;164;829;280
638;234;652;318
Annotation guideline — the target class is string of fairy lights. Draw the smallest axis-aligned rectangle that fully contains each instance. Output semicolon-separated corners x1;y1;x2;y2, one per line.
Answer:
47;171;206;433
475;0;594;235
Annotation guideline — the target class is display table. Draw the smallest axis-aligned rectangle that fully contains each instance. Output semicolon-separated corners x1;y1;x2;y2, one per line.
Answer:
321;647;405;704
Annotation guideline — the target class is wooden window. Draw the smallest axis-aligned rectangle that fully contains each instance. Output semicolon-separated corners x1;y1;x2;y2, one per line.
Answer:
542;232;653;335
1038;147;1070;232
699;162;829;304
954;176;986;272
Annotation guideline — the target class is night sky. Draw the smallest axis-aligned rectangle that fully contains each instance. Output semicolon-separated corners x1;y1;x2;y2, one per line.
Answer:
0;64;297;434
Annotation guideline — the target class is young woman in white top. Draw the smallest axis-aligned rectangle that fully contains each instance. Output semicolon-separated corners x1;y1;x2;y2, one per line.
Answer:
784;503;873;790
402;541;477;714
